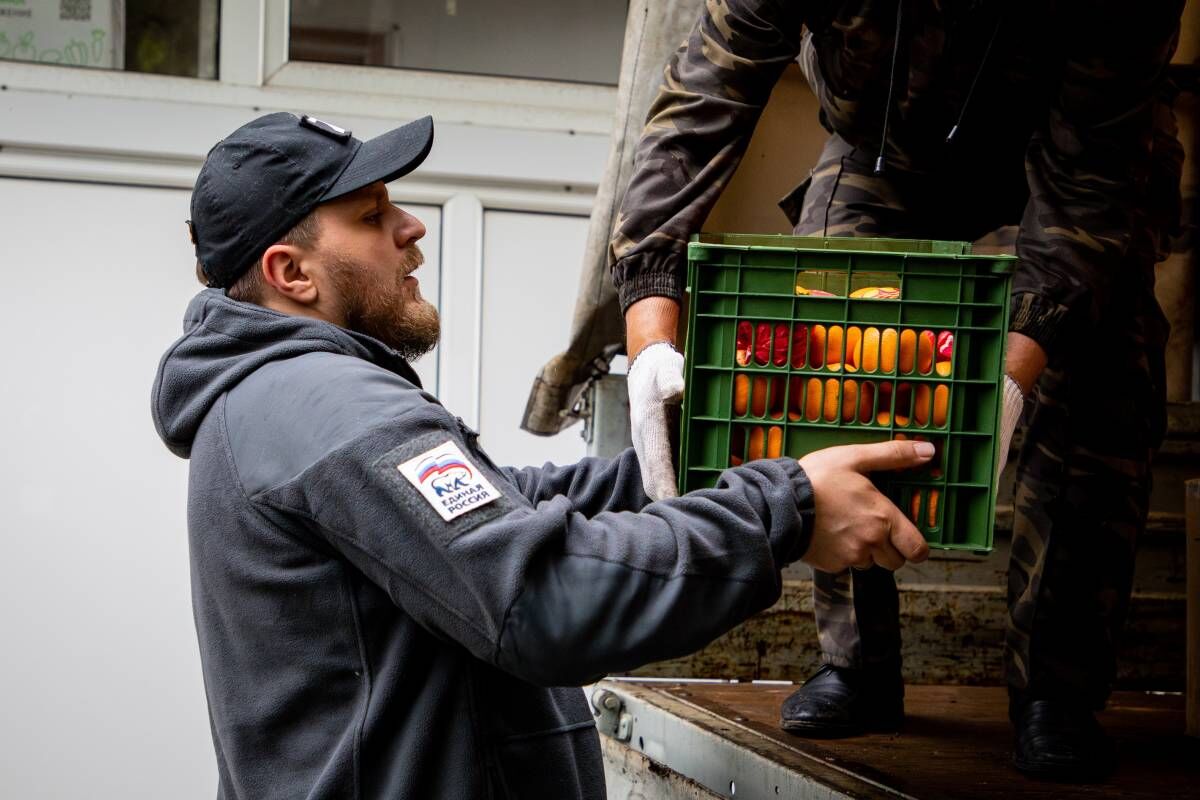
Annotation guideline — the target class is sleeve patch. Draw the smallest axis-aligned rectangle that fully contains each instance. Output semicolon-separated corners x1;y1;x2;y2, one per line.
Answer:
396;440;503;522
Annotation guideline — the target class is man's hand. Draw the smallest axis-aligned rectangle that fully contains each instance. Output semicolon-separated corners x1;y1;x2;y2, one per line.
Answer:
1005;332;1047;397
799;440;935;573
627;341;685;500
997;332;1042;480
626;297;685;501
997;374;1025;481
625;296;681;362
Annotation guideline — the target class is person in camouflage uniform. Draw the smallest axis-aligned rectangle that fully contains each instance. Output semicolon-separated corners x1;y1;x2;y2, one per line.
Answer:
609;0;1184;780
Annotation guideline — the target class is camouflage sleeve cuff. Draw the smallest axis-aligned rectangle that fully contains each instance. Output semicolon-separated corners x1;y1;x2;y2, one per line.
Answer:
615;253;686;315
1009;291;1072;356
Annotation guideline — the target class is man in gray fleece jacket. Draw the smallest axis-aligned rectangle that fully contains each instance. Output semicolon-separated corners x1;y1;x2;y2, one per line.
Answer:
151;112;932;799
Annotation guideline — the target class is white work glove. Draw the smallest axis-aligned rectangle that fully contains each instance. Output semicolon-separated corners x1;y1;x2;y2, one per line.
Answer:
627;342;686;501
996;374;1025;481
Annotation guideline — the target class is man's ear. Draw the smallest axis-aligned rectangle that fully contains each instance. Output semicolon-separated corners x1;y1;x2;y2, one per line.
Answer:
261;244;319;306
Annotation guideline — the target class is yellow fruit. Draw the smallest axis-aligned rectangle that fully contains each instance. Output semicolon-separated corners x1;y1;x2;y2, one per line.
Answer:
914;384;932;427
751;375;768;417
918;330;935;374
767;426;783;458
805;378;823;421
846;327;862;370
899;329;917;374
880;329;898;373
933;385;950;427
826;326;844;368
733;374;749;416
858;381;876;424
748;427;765;461
849;286;901;300
810;325;826;369
842;380;859;422
862;328;880;373
823;379;840;422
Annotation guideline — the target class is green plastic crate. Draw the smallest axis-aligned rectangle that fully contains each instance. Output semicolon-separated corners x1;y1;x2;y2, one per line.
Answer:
679;234;1014;553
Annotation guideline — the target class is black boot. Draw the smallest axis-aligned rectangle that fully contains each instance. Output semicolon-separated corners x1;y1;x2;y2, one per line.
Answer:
779;664;904;737
1011;698;1116;781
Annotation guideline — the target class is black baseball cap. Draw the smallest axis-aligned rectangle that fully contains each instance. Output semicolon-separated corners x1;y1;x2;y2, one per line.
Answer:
189;112;434;288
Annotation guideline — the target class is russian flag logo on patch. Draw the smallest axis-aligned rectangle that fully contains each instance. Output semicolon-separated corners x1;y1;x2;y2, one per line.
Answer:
417;455;475;497
398;440;502;521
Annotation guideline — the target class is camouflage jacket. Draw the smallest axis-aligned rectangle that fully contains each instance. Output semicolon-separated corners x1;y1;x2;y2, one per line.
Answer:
609;0;1184;355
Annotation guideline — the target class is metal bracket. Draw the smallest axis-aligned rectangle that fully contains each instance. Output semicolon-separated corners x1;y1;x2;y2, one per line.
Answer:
582;374;634;458
591;687;634;742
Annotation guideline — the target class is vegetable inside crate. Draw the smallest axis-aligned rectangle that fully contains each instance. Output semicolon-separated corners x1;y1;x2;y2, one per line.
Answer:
679;234;1014;553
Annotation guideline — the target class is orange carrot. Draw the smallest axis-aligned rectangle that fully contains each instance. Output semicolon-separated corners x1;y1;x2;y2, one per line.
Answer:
880;329;898;373
805;378;823;421
826;326;844;370
899;329;917;374
751;375;768;417
767;426;783;458
863;327;881;372
823;379;840;422
748;427;765;461
914;384;932;427
809;325;826;369
918;330;935;374
933;385;949;427
733;374;750;416
842;380;859;422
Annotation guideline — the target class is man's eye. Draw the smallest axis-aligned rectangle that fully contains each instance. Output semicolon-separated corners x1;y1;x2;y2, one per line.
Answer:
364;213;381;224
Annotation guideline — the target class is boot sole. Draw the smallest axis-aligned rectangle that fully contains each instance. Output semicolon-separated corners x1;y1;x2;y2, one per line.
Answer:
780;715;904;738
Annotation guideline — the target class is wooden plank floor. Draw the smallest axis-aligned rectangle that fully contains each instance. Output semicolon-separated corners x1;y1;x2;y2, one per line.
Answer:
656;683;1200;799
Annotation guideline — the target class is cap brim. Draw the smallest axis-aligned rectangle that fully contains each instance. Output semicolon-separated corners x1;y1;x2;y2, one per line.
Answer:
320;115;434;202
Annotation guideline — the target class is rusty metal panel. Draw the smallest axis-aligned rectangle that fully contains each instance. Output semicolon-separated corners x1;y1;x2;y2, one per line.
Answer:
596;681;873;800
601;735;725;800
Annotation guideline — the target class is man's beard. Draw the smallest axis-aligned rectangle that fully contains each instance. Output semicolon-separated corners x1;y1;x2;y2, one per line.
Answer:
327;245;440;361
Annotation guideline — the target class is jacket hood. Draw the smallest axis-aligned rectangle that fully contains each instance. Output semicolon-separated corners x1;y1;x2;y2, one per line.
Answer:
152;289;421;458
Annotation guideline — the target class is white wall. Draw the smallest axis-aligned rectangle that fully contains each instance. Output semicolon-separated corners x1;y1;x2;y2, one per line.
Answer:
0;6;609;794
0;179;215;797
479;209;590;467
0;178;594;799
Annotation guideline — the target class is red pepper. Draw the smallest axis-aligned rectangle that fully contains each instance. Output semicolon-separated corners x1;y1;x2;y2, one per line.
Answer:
773;323;789;367
755;323;771;366
791;324;808;369
937;331;954;361
736;321;753;366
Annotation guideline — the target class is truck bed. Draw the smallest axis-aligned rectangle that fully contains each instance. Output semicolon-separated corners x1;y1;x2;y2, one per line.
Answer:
596;680;1199;799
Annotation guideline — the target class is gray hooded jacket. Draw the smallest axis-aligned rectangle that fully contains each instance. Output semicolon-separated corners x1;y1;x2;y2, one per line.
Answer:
151;289;814;799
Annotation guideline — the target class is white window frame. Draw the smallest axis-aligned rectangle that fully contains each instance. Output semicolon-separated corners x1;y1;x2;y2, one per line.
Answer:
0;1;619;135
0;0;614;425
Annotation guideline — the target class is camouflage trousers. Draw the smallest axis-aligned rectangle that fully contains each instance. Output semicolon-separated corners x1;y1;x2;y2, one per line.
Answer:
786;134;1168;708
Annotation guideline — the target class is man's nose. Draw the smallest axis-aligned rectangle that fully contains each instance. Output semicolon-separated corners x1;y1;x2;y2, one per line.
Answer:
395;209;426;248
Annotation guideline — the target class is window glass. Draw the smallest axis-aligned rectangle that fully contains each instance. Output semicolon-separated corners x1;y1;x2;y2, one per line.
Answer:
289;0;626;85
0;0;219;79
